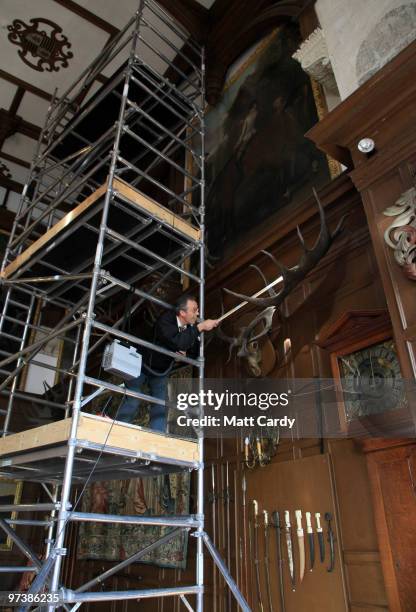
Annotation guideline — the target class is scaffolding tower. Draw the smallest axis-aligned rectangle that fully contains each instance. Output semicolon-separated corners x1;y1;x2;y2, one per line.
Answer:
0;2;249;610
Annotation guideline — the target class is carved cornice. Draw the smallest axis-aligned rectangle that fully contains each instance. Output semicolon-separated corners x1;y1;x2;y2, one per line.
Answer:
306;39;416;173
292;27;338;92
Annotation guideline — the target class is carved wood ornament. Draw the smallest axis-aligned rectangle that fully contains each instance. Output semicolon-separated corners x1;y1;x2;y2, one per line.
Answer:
7;18;73;72
383;187;416;280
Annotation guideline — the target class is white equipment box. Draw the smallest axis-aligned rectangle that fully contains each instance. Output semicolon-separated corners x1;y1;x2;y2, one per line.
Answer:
102;340;142;380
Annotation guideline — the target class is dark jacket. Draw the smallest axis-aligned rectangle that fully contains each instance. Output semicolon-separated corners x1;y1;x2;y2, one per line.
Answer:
144;309;200;374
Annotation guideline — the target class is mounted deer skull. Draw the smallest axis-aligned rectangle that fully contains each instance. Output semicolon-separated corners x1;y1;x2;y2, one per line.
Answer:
219;188;345;365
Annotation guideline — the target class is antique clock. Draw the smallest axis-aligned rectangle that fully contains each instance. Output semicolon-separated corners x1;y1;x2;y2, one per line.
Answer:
336;337;405;422
317;310;408;433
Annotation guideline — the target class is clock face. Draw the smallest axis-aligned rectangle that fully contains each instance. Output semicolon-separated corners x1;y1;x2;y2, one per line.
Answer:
337;339;406;422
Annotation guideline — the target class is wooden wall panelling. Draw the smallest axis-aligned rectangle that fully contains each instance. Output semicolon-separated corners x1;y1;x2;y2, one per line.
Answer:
306;41;416;611
361;440;416;612
328;439;388;610
205;173;389;610
307;39;416;379
246;453;347;611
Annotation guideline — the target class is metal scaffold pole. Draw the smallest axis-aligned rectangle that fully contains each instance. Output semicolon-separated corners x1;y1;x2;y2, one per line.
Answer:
0;1;250;609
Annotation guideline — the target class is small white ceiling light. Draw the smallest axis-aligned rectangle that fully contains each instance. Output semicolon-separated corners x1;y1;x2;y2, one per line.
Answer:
357;137;375;154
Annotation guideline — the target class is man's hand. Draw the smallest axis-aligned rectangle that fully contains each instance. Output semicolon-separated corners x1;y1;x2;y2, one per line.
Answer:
197;319;219;332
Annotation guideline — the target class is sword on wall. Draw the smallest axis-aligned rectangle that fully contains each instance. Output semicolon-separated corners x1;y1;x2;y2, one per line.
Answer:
315;512;325;563
284;510;296;591
253;500;264;612
263;510;274;612
271;511;285;612
305;511;315;571
242;474;249;598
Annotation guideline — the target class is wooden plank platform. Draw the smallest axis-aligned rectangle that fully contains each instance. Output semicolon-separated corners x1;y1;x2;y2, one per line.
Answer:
113;178;201;242
1;183;108;280
0;413;199;466
1;177;200;280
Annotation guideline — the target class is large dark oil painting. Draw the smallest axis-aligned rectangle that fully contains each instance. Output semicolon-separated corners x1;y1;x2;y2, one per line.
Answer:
205;25;330;259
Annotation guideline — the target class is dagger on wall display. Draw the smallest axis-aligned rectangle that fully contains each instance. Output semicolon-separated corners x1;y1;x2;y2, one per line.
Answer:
271;511;285;612
295;510;305;584
325;512;335;573
315;512;325;563
284;510;296;591
253;500;264;612
305;511;315;571
263;510;274;612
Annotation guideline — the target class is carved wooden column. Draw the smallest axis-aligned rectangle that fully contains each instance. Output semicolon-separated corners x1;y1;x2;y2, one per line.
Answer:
307;40;416;379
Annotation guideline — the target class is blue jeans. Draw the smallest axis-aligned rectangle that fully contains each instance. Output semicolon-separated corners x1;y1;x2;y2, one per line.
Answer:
117;372;168;432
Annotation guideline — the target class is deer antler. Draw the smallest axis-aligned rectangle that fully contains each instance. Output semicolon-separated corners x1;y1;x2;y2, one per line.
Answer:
217;189;345;361
215;297;246;362
236;306;277;357
216;263;280;359
224;188;345;309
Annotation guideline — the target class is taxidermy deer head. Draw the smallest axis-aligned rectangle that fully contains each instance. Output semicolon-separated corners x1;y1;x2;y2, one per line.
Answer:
218;188;345;367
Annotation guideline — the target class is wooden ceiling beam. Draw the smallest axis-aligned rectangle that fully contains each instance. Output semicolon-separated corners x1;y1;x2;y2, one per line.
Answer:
0;69;52;102
0;152;30;170
51;0;120;36
0;108;41;150
9;87;25;117
0;174;23;194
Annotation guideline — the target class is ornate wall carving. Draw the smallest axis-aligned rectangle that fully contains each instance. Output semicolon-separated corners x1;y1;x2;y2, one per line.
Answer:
383;187;416;281
7;17;73;72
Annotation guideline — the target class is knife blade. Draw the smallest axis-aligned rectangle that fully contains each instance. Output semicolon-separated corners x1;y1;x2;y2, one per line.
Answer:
271;511;285;612
263;510;274;612
325;512;335;573
284;510;296;591
305;511;315;571
295;510;305;583
315;512;325;563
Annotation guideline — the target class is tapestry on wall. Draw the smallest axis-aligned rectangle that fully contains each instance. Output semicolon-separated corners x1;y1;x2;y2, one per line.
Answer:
77;367;194;569
205;25;330;258
77;471;190;569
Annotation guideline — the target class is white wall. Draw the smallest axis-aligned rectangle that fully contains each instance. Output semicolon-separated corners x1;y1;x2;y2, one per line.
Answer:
316;0;416;99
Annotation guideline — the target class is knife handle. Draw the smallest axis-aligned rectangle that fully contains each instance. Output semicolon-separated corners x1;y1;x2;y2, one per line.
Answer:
272;510;280;528
305;511;313;533
263;509;269;526
295;509;303;531
253;499;258;517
